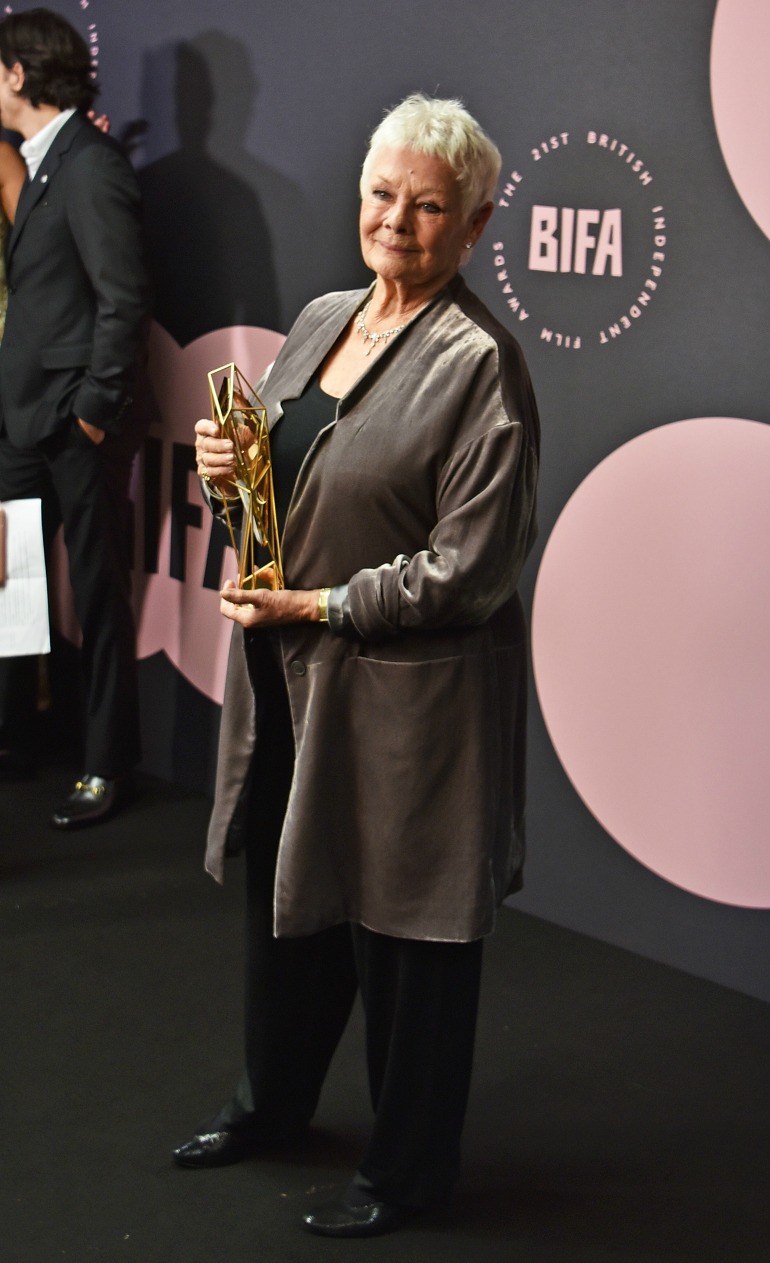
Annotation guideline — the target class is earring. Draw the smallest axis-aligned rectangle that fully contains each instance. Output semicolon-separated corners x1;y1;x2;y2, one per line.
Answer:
464;242;473;249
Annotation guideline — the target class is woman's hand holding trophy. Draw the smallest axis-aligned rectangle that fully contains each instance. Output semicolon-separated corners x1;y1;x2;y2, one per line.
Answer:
197;362;284;592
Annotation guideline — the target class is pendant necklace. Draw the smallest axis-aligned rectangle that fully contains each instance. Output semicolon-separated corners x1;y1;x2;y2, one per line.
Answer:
355;300;409;356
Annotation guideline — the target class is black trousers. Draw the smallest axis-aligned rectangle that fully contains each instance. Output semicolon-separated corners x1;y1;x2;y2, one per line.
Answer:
217;633;484;1207
0;423;139;775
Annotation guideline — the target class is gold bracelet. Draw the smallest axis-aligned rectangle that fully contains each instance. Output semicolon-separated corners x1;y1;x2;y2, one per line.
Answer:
318;587;331;623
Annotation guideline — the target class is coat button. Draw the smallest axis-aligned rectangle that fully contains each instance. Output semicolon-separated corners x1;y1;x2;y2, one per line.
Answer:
290;660;306;676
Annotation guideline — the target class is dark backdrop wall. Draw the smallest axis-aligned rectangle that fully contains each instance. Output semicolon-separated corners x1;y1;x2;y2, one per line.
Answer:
16;1;769;1001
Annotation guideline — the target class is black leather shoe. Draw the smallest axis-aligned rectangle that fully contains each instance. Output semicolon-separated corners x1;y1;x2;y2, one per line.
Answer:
173;1128;256;1169
50;775;120;829
301;1195;405;1238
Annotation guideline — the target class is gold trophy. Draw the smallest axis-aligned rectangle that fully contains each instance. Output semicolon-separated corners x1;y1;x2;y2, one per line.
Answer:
206;362;284;591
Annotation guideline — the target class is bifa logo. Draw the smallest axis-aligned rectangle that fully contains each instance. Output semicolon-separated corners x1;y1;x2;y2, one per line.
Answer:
488;130;667;350
528;207;623;276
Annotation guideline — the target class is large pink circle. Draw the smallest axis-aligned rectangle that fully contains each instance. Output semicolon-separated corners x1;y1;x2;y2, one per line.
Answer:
711;0;770;242
532;418;770;908
49;322;285;705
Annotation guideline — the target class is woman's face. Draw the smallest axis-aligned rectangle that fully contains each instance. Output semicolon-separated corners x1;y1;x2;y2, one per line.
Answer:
0;61;24;131
359;146;490;296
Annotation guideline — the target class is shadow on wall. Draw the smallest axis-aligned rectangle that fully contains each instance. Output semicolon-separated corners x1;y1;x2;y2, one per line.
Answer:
130;33;304;344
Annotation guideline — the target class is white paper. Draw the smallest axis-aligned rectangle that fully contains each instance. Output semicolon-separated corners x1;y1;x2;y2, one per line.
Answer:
0;499;50;657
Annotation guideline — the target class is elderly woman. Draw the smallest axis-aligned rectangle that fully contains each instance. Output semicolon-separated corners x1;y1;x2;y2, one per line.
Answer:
175;94;540;1238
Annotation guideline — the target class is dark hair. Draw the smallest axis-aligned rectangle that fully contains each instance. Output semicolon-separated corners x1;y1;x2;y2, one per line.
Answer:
0;8;99;111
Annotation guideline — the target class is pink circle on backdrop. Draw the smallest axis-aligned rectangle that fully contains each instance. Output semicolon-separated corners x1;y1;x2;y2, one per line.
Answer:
711;0;770;241
50;321;285;704
532;417;770;908
133;323;285;703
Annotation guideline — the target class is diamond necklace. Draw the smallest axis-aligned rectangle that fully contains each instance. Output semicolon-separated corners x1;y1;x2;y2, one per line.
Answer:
355;300;408;356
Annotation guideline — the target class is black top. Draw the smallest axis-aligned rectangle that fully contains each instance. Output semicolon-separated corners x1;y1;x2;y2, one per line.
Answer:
270;373;338;536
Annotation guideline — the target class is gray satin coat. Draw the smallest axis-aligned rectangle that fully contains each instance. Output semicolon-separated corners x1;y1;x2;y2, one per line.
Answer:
205;275;540;943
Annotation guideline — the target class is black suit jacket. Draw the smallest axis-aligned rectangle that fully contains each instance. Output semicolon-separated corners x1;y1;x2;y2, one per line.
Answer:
0;111;150;446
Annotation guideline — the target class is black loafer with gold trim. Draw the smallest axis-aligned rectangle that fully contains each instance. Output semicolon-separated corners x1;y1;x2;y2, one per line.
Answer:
50;775;119;829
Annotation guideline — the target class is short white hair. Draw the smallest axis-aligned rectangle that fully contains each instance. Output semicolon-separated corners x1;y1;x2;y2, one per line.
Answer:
360;93;502;216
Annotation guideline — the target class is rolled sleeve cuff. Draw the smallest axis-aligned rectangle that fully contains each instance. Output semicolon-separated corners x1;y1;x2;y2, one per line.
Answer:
327;583;356;637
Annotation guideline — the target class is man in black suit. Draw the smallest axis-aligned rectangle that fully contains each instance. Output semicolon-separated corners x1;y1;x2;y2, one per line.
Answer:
0;9;150;826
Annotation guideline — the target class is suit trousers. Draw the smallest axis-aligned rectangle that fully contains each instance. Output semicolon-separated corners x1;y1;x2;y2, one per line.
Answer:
216;631;484;1208
0;422;140;775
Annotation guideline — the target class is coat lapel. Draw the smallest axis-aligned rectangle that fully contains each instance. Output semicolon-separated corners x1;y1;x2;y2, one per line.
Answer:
7;112;83;261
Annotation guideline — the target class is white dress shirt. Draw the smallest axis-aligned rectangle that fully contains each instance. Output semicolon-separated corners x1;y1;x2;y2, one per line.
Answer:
20;108;77;180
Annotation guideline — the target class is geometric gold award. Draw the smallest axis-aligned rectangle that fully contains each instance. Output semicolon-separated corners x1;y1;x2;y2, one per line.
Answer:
206;362;283;591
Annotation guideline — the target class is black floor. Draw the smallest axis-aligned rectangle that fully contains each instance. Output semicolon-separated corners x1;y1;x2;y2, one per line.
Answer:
2;765;769;1263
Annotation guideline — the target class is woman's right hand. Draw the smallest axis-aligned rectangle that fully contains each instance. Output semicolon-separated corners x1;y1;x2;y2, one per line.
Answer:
195;417;236;490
